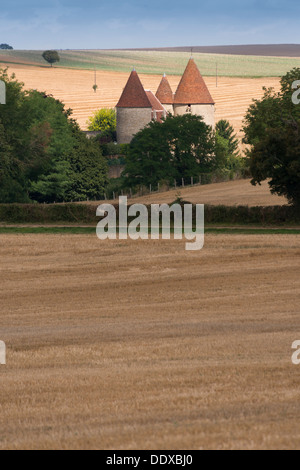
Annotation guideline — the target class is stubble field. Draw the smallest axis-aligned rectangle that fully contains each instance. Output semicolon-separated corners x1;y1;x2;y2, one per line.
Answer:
1;54;299;450
103;179;287;206
0;233;300;450
2;64;281;141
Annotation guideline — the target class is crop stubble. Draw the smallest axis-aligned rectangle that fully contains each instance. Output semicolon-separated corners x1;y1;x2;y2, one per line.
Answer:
3;65;280;140
0;233;299;449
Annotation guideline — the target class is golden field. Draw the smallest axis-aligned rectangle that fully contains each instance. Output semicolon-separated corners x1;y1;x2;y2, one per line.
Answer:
0;60;298;451
104;179;288;207
0;233;300;450
2;64;280;140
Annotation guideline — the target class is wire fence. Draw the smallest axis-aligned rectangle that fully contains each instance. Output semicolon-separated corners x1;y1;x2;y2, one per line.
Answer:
103;171;244;202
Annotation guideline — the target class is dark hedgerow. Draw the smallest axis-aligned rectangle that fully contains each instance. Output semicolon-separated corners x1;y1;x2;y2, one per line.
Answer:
0;203;299;225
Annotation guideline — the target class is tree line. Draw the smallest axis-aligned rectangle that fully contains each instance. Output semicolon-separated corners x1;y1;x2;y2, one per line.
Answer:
0;68;107;203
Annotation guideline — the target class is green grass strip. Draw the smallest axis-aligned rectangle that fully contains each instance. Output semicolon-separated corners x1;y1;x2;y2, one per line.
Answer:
0;227;299;235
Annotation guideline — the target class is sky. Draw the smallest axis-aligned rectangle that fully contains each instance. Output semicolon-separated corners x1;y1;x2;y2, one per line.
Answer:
1;0;300;50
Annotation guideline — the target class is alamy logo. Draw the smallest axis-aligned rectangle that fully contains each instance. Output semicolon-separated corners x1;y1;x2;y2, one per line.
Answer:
291;340;300;365
96;197;204;251
0;341;6;365
0;80;6;104
292;80;300;105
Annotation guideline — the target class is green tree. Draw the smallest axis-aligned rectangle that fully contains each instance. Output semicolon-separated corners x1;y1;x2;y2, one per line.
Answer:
0;44;13;50
0;67;109;203
242;87;284;146
249;119;300;207
65;134;108;201
42;50;60;67
243;68;300;206
214;120;243;174
124;121;173;187
87;108;116;133
123;114;215;187
0;121;27;202
216;120;239;157
0;68;28;201
30;159;71;203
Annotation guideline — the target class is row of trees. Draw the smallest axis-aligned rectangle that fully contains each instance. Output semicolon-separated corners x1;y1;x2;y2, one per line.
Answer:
122;115;242;188
0;68;107;203
87;108;243;184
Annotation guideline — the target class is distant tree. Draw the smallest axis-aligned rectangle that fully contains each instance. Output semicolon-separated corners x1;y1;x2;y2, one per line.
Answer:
0;44;13;50
42;50;60;67
87;108;116;133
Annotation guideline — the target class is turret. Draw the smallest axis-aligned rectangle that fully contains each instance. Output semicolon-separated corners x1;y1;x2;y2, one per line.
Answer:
156;74;174;115
173;59;215;128
116;70;152;144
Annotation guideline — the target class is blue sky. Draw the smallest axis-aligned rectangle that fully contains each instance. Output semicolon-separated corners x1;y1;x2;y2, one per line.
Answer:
1;0;300;49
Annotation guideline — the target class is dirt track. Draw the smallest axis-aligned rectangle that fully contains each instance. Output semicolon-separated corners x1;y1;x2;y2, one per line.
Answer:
0;234;300;449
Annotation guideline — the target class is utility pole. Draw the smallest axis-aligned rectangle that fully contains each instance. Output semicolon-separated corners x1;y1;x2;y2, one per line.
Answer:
93;66;98;93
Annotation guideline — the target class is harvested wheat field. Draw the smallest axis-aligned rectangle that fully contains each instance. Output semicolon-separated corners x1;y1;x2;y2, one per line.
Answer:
3;64;280;140
104;179;287;207
0;233;300;450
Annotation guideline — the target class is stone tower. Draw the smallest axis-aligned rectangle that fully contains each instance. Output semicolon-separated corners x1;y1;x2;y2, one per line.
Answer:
116;70;153;144
155;74;174;115
173;58;215;128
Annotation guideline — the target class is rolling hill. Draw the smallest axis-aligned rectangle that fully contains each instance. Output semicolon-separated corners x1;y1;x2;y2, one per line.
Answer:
0;48;300;77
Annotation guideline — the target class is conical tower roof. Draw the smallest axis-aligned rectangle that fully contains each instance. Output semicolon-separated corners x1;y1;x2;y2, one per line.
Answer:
156;74;173;104
174;59;215;105
116;70;152;108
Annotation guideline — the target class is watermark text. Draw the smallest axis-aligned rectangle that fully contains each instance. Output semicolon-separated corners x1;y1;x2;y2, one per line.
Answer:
96;197;204;251
0;80;6;104
292;80;300;105
0;341;6;365
292;340;300;365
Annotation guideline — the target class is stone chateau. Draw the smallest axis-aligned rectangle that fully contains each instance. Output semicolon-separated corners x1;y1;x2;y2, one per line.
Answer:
116;58;215;144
